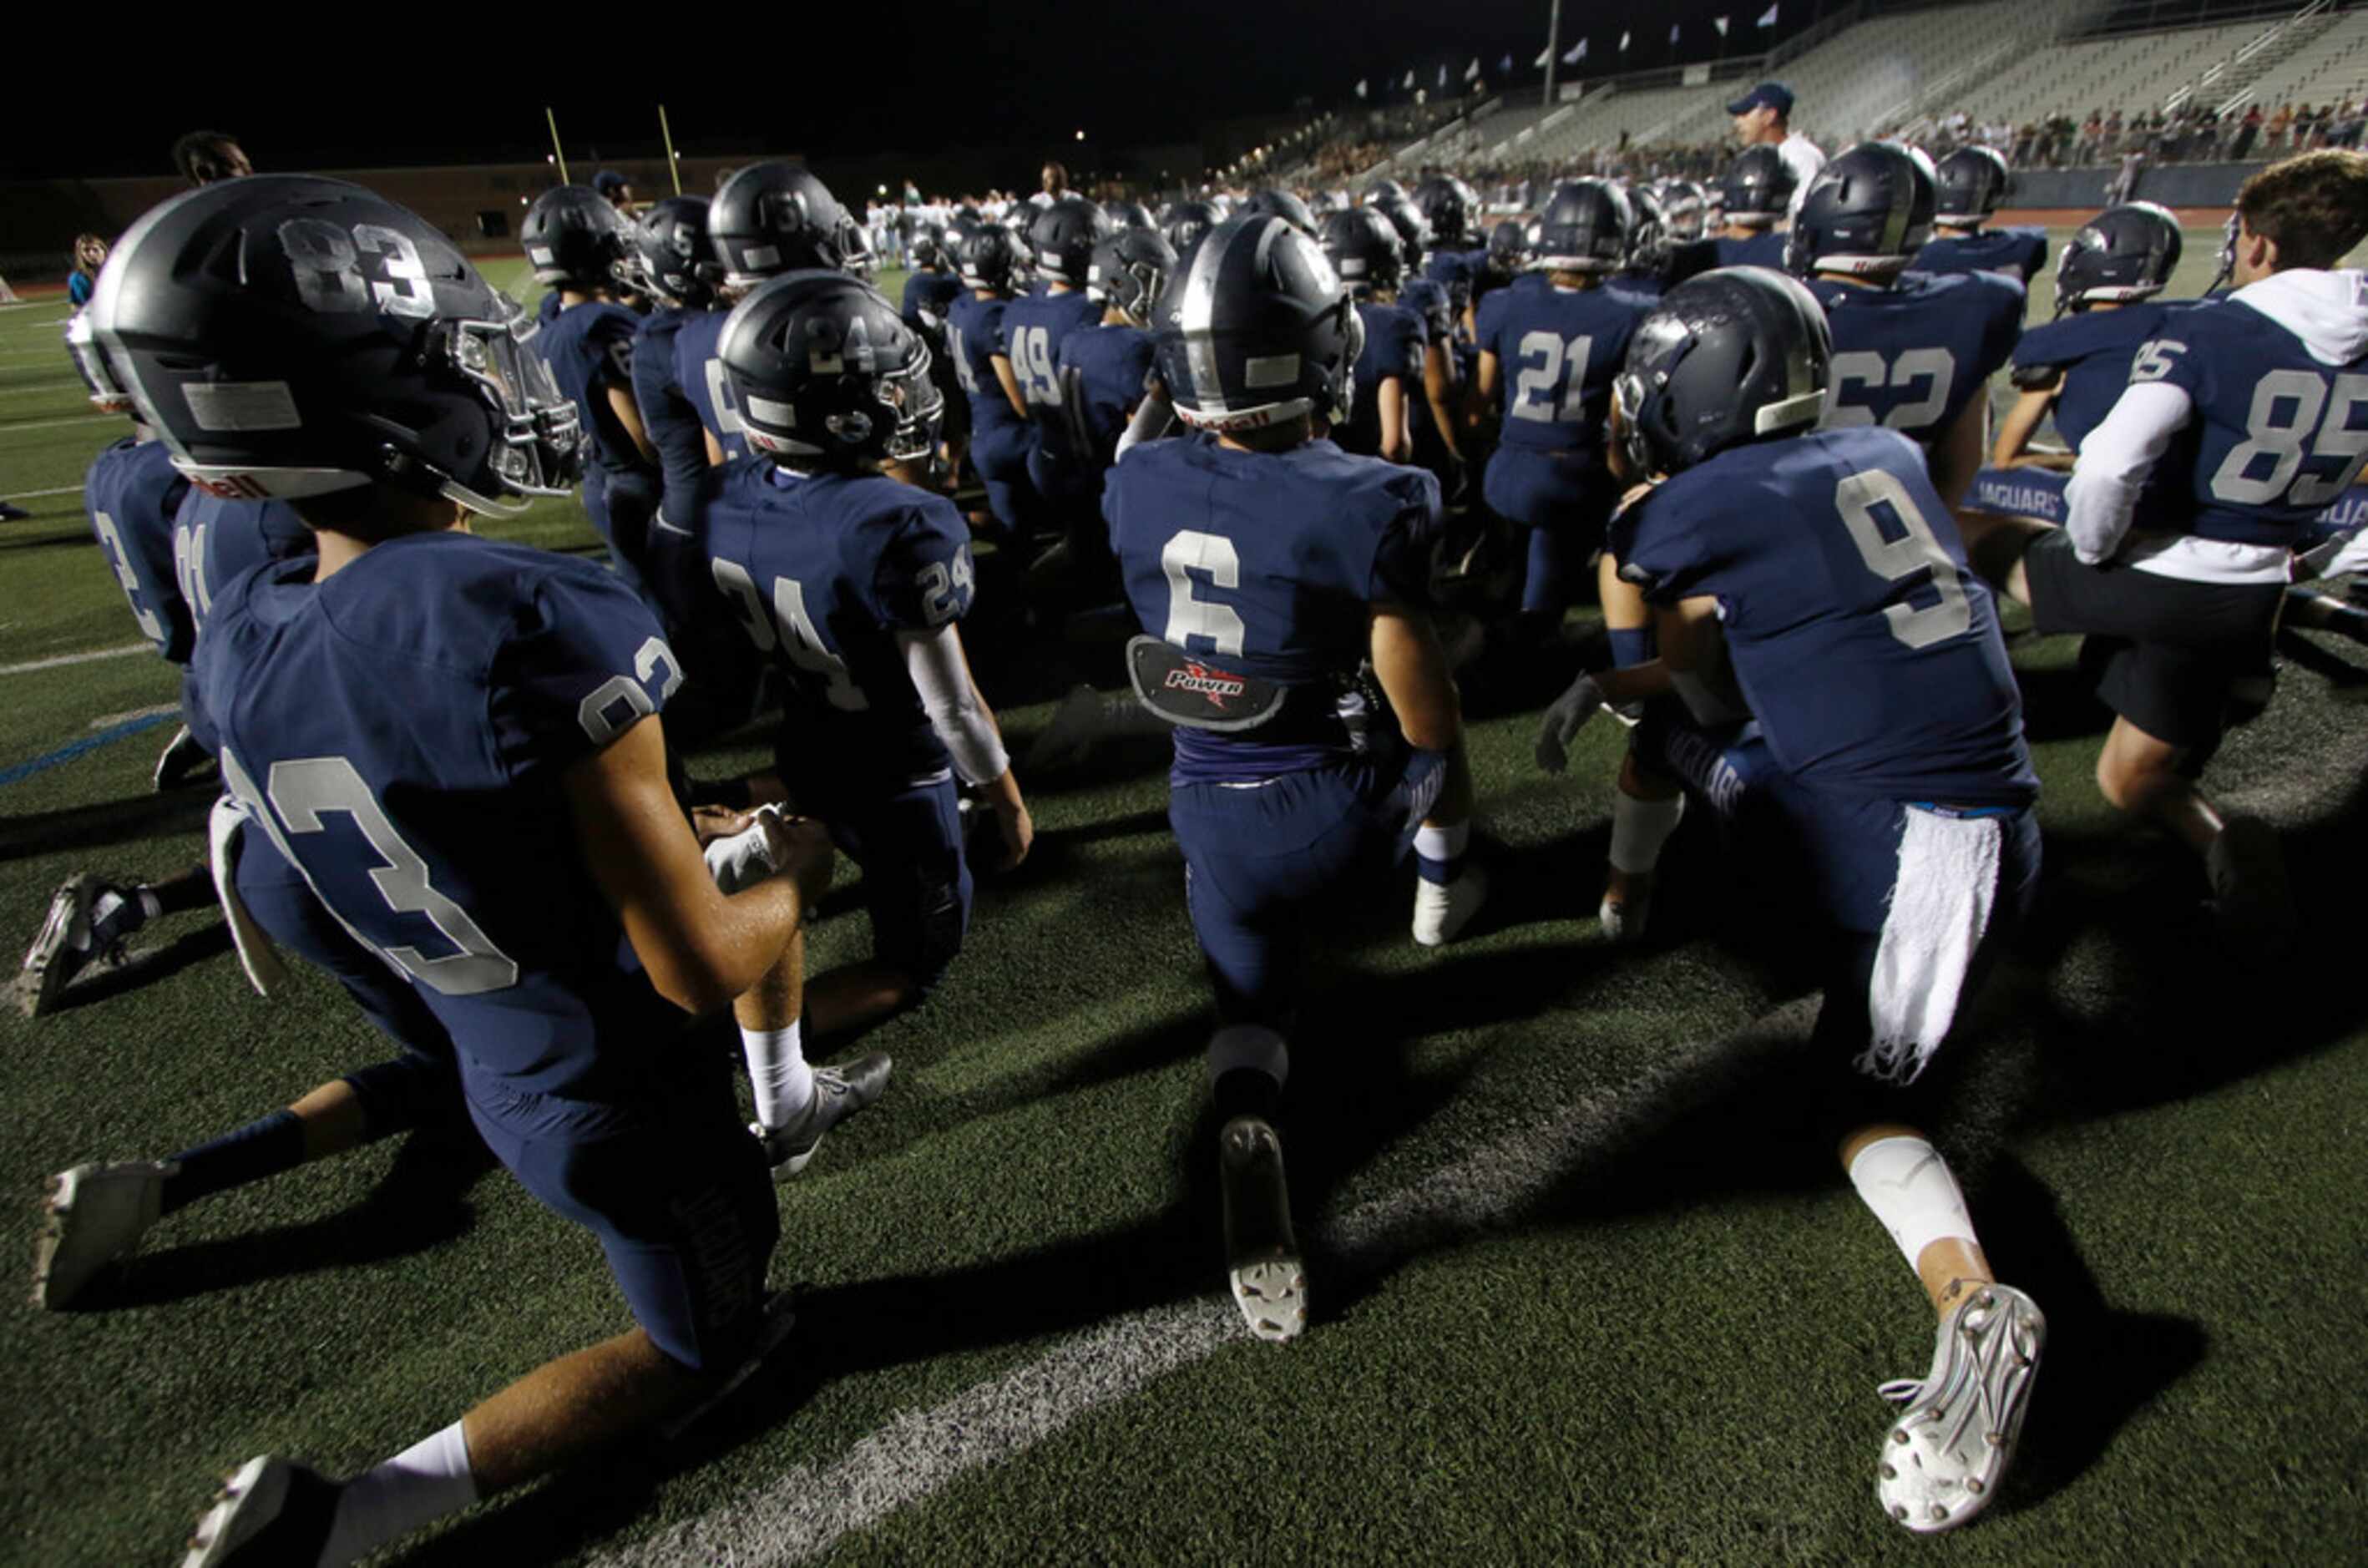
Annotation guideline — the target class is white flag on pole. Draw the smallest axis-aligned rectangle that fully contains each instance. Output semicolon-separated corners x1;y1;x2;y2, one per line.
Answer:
1757;3;1779;26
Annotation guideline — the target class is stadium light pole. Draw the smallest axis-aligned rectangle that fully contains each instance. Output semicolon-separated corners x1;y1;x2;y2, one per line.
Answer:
659;104;682;195
544;108;569;185
1542;0;1561;111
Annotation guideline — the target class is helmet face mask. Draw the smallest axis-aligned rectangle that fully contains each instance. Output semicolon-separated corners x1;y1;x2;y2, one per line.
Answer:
89;175;582;517
722;271;944;468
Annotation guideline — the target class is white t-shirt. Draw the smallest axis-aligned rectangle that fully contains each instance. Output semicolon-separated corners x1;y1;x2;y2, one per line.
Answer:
1779;132;1826;220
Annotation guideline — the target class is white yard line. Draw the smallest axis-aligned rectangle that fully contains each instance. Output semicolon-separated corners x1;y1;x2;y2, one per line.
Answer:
590;1002;1816;1566
0;382;83;397
0;644;149;676
3;484;83;501
0;413;111;433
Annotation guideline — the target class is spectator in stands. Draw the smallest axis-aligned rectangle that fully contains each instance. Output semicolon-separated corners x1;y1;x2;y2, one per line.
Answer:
171;130;250;187
1728;80;1824;213
593;171;634;210
66;235;106;310
1035;161;1071;210
2233;104;2264;162
2269;103;2296;151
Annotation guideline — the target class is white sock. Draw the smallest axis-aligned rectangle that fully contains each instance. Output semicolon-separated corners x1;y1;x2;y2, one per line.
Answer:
1413;821;1470;867
321;1419;477;1566
1608;791;1685;875
1847;1135;1979;1277
741;1021;813;1129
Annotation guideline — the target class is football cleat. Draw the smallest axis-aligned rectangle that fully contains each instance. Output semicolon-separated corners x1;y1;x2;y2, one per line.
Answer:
0;501;33;524
181;1454;340;1568
1875;1283;2045;1534
1411;864;1488;948
1219;1115;1306;1343
154;726;219;792
1597;879;1653;944
656;1292;799;1441
18;874;135;1019
2206;815;2296;941
751;1054;893;1181
33;1160;172;1308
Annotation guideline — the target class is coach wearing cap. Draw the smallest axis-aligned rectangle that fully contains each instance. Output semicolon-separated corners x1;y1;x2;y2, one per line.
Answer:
1729;81;1825;220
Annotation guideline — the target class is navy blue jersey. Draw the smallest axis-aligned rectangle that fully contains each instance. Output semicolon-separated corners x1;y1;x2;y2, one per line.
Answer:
670;309;751;465
2012;302;2173;453
1002;290;1103;467
1808;272;2023;443
536;290;564;329
1713;230;1789;270
631;305;711;528
946;291;1025;440
1608;275;1665;309
539;300;650;478
902;271;964;336
1614;426;2036;806
1057;321;1155;472
1474;279;1645;456
1915;227;2049;286
2125;291;2368;548
1400;278;1455;346
1424;245;1485;315
184;532;691;1115
85;438;194;663
172;489;311;640
695;459;976;787
1106;433;1442;783
1339;301;1425;459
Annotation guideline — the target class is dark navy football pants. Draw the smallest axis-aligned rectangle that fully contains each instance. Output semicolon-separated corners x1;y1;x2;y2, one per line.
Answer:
777;760;974;995
969;419;1041;542
584;465;660;603
235;823;776;1374
1482;445;1616;616
1168;748;1446;1029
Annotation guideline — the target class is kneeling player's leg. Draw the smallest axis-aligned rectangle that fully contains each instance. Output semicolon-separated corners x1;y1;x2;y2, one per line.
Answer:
1950;506;2051;606
798;778;972;1041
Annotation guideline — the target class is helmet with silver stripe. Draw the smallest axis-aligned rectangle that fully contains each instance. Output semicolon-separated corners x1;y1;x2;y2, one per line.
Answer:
1613;266;1831;477
1151;214;1363;436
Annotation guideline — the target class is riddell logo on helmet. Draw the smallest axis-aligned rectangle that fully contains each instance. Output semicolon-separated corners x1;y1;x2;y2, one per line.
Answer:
1165;662;1247;707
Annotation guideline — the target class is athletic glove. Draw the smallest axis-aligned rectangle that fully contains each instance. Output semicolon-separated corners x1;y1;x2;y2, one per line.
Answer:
1534;674;1606;776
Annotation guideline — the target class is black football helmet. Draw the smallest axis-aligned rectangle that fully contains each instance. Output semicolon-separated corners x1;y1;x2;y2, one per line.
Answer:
956;224;1025;294
1086;229;1179;327
1935;145;2011;228
1319;206;1404;296
2052;201;2183;316
1375;195;1431;271
1164;200;1222;258
1613;266;1830;478
1530;180;1634;275
87;175;579;513
1785;142;1935;280
1030;196;1115;287
624;195;723;310
711;163;864;289
1152;214;1363;436
1414;175;1480;245
1242;188;1318;237
1625;185;1671;276
1720;144;1798;226
720;271;944;467
1104;199;1156;230
522;185;630;289
1485;218;1530;278
1363;178;1409;206
908;223;949;271
1660;180;1708;242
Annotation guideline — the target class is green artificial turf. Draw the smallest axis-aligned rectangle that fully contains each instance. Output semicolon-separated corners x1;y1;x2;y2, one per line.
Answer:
0;237;2362;1567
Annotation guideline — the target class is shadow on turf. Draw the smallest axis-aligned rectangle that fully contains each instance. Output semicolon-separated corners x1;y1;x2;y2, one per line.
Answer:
74;1119;499;1311
0;789;214;863
46;919;232;1012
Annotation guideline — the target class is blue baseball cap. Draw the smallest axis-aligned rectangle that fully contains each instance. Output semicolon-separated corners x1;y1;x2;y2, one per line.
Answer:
1726;81;1795;116
593;169;630;196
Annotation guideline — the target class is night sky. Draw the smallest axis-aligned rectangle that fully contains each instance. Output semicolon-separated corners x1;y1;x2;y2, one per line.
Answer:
5;0;1817;182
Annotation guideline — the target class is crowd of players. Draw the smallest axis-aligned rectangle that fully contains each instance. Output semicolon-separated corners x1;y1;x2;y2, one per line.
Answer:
15;116;2368;1565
